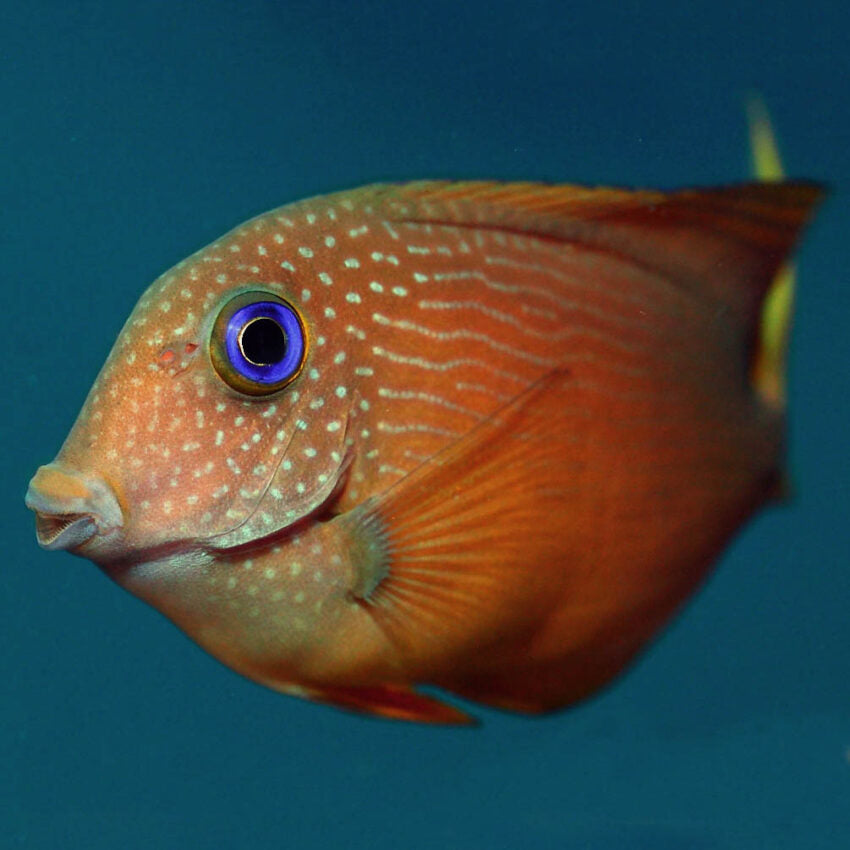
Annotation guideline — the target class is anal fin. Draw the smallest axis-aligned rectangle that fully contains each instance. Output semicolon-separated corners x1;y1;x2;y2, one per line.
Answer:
307;683;474;725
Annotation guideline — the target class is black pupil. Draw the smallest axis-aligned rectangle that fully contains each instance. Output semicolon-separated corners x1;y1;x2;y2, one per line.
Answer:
240;317;287;366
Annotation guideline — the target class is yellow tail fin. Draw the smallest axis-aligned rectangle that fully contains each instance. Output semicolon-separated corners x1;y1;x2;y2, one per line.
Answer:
747;94;796;408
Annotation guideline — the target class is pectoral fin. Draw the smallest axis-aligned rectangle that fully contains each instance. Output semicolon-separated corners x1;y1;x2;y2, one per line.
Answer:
338;369;576;665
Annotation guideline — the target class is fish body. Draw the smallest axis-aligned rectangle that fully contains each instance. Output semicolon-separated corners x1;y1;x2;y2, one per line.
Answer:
26;178;821;722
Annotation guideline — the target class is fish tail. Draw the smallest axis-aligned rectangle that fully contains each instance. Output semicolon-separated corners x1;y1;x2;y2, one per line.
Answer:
746;94;796;410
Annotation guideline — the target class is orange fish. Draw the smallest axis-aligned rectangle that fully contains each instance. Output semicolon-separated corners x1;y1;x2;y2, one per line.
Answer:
25;178;821;723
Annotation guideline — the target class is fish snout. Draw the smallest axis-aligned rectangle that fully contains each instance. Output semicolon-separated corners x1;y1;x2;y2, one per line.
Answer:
25;464;124;552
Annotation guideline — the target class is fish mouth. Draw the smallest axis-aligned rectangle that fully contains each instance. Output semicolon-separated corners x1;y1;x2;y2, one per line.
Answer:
34;512;98;551
25;463;124;554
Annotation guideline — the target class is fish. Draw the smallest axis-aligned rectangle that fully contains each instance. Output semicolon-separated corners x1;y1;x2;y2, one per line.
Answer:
25;167;822;723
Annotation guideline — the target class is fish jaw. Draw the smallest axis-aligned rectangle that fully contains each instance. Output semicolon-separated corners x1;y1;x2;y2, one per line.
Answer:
25;463;125;556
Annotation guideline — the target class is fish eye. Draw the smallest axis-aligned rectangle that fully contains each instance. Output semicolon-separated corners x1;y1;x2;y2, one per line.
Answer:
210;291;307;396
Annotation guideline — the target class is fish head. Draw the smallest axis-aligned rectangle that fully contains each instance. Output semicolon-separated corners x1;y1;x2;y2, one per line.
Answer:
25;211;361;569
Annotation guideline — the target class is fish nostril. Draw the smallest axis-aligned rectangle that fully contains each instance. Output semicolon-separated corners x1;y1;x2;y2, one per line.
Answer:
25;463;124;551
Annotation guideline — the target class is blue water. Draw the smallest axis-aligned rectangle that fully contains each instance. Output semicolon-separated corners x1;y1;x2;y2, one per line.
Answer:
4;1;848;847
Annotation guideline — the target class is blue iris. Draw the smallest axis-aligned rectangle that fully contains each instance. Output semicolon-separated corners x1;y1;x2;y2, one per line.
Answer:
225;300;305;385
210;292;307;395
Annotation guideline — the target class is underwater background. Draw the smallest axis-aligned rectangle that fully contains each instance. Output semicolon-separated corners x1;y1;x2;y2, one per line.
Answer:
3;1;848;847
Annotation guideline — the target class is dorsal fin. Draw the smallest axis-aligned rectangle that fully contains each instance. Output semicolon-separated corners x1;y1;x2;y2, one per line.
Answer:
338;179;823;329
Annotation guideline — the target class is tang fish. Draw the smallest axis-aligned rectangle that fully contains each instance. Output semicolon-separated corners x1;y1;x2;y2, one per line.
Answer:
26;171;821;722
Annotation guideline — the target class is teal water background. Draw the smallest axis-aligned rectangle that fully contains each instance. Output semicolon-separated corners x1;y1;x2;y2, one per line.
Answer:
4;1;848;847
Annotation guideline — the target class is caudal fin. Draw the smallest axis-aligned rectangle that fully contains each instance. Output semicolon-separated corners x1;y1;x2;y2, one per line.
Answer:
747;95;803;408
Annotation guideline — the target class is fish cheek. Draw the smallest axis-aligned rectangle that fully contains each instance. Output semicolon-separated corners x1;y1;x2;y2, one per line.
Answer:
205;394;356;550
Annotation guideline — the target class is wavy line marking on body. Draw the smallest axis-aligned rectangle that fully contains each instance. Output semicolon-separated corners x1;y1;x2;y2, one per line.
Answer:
376;387;486;421
425;269;660;339
372;312;647;361
370;314;562;366
417;298;652;343
370;345;530;384
484;254;676;316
